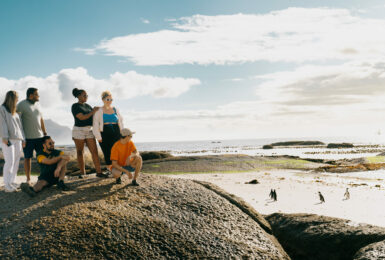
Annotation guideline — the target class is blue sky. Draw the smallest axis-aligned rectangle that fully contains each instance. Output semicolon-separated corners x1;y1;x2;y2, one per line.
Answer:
2;0;385;142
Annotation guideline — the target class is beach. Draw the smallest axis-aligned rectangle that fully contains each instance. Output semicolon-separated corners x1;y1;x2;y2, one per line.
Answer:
171;169;385;227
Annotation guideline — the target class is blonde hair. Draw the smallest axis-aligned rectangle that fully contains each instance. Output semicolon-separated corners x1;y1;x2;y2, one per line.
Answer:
2;91;18;115
101;91;112;100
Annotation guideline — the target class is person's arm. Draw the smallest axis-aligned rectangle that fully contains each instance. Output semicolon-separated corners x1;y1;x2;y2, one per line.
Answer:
126;150;140;161
116;108;124;129
75;107;98;121
92;109;102;142
0;107;10;144
38;154;70;165
16;116;26;147
40;118;47;136
112;160;130;174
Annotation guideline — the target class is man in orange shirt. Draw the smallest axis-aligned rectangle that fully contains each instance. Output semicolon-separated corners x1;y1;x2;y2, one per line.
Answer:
110;128;142;185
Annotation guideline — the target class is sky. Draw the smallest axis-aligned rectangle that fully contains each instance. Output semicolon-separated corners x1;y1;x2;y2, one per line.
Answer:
1;0;385;142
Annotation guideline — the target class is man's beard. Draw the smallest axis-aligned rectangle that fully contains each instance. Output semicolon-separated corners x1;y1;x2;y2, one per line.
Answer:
48;147;55;152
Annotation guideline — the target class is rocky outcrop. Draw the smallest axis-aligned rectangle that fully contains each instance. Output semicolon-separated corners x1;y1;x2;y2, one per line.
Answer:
263;145;274;149
266;213;385;260
140;151;173;161
0;175;290;259
353;239;385;259
270;141;324;146
327;143;354;148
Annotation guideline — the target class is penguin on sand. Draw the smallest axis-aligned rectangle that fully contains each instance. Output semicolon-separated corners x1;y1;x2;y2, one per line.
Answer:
269;189;274;200
318;191;325;203
344;188;350;200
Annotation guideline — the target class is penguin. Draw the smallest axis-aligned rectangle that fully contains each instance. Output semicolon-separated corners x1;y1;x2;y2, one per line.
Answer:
344;188;350;200
318;191;325;203
269;189;274;200
273;189;277;201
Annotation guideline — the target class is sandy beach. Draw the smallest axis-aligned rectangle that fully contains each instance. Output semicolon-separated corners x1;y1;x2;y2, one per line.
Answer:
170;169;385;227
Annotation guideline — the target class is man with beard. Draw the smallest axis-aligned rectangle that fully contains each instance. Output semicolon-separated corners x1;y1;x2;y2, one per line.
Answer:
21;136;70;197
17;88;48;184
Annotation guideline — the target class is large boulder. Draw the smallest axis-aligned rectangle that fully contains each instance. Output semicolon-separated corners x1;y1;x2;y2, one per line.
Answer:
266;213;385;260
0;175;289;259
353;240;385;259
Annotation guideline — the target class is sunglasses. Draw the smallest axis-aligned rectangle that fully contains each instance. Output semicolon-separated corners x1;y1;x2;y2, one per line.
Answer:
105;98;113;101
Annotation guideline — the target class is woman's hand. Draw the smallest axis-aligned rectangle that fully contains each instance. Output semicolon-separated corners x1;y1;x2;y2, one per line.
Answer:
22;141;26;148
98;139;102;143
2;139;8;145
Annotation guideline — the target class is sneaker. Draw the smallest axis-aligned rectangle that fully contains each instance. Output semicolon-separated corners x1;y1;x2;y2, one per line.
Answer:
11;183;20;189
57;181;70;191
131;179;139;186
96;172;109;178
21;183;36;197
4;186;17;192
116;177;122;184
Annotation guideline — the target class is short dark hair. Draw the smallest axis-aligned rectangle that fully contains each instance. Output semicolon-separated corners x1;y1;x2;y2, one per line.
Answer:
42;135;51;144
26;88;38;98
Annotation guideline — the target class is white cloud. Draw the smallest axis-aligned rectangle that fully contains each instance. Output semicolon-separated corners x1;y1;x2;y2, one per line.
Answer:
77;8;385;65
140;18;150;24
0;67;200;134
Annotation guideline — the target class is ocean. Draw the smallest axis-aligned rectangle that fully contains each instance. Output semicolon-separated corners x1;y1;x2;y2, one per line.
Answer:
60;135;385;160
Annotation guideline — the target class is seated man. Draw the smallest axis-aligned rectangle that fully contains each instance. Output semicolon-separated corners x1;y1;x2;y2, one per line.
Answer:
111;128;142;186
21;136;70;197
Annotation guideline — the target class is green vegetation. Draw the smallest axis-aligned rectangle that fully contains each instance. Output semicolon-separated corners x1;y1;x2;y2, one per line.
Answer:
263;159;309;168
366;156;385;164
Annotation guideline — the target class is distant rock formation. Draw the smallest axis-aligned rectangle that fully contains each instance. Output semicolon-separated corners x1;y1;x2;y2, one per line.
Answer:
327;143;354;149
266;213;385;260
45;119;72;145
263;141;325;149
270;141;325;146
140;151;173;161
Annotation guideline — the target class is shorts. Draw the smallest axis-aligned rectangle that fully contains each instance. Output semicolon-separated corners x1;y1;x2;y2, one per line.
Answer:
23;138;44;159
123;165;136;172
38;171;59;186
72;126;95;140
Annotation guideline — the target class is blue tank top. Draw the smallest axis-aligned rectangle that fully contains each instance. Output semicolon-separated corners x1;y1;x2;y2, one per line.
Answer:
103;108;119;124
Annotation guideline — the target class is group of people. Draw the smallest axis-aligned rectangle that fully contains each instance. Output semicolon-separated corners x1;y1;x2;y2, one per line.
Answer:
0;87;142;196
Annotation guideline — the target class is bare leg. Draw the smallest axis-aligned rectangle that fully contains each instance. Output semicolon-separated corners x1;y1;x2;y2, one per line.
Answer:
85;138;102;174
24;158;31;183
54;157;70;178
128;155;142;181
58;161;67;180
33;180;48;192
73;139;86;175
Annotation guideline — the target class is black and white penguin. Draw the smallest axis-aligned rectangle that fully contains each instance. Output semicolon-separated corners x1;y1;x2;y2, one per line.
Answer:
318;191;325;203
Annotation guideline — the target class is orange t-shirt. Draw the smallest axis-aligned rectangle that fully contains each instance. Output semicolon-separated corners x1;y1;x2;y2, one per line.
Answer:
110;140;137;166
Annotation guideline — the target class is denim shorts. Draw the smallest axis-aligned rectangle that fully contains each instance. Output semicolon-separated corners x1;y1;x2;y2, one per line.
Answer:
23;138;44;159
72;126;95;140
123;165;136;172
